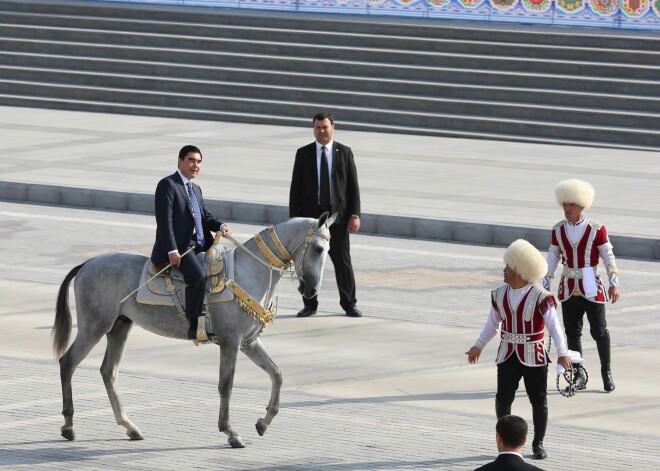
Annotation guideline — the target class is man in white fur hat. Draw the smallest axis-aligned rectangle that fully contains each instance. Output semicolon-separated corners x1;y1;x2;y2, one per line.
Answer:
544;179;620;393
467;239;571;461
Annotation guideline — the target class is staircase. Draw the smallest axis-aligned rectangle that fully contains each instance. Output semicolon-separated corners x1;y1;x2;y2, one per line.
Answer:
1;0;660;150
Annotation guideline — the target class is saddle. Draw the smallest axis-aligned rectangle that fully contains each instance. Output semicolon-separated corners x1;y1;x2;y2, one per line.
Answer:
136;244;235;308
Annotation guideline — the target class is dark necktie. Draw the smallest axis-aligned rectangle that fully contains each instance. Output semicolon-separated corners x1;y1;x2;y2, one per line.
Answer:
186;182;205;248
320;146;331;211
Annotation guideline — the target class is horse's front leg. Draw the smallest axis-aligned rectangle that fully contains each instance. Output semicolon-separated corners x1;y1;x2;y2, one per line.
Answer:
241;338;282;436
218;339;244;448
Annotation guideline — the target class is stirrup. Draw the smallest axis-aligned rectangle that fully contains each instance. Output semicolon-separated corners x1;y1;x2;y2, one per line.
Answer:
196;315;209;342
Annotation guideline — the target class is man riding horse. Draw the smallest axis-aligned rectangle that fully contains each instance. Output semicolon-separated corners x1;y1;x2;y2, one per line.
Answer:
152;145;232;342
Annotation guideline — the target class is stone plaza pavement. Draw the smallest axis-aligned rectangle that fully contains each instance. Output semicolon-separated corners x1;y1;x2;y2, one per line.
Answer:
0;201;659;470
0;106;659;470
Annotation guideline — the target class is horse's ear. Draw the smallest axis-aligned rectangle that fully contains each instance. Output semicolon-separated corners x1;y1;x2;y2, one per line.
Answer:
325;212;338;228
318;211;330;227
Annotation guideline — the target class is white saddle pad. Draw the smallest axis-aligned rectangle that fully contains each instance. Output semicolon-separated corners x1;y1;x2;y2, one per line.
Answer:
136;248;235;306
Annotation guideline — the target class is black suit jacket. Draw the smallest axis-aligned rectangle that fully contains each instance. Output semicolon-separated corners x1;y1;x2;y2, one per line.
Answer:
475;454;545;471
289;141;360;225
151;172;223;263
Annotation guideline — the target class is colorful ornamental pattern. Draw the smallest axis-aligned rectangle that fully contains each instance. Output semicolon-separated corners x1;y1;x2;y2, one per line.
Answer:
457;0;486;7
653;0;660;15
522;0;552;11
623;0;648;15
92;0;660;30
557;0;585;12
591;0;619;14
490;0;518;9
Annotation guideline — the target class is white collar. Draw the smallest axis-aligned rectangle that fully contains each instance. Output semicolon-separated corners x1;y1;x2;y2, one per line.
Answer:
316;141;333;152
177;169;192;186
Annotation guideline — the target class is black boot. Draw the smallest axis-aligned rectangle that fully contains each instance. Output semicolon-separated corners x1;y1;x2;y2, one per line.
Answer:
596;331;615;392
495;399;511;419
531;402;548;460
601;365;615;392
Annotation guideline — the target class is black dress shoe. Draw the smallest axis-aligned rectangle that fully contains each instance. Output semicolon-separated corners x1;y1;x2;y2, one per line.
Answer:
345;306;363;317
296;306;317;317
532;441;547;460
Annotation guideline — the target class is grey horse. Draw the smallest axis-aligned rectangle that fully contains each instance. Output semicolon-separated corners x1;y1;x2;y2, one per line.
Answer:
52;213;336;448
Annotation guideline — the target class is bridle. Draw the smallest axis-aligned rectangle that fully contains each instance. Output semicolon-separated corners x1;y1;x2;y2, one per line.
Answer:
223;221;330;279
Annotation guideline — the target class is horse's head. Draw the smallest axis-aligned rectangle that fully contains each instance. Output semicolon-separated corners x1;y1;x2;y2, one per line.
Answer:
294;212;337;299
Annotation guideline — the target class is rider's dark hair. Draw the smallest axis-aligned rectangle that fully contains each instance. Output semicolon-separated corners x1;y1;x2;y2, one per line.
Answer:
496;415;528;448
178;145;202;160
313;111;334;125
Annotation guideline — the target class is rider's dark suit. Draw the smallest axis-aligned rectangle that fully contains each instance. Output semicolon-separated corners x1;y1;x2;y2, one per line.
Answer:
151;171;224;324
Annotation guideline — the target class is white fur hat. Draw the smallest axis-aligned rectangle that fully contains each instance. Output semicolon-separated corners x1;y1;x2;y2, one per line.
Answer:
555;179;595;209
503;239;548;284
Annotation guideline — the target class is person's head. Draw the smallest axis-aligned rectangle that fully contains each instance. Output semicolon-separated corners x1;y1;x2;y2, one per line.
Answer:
313;111;335;146
177;145;203;181
502;239;547;288
555;179;594;223
495;415;528;452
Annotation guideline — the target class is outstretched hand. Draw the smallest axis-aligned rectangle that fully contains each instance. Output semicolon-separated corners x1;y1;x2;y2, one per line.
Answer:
466;346;482;364
609;286;620;304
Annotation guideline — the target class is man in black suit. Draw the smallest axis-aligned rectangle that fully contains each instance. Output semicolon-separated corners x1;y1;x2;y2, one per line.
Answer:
475;415;545;471
289;111;362;318
151;145;231;341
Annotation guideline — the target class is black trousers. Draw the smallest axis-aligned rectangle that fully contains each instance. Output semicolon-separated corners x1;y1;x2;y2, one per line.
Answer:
177;249;205;324
496;355;548;410
496;355;548;441
561;295;608;354
302;219;357;312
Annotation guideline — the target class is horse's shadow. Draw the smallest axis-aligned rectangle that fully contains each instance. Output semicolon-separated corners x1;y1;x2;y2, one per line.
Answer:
282;390;495;409
0;442;492;469
0;442;219;467
231;455;493;471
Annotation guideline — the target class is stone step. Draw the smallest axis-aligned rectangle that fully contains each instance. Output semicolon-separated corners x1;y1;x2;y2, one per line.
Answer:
2;51;658;98
2;36;659;81
2;79;659;147
0;0;657;149
1;15;658;65
3;67;660;119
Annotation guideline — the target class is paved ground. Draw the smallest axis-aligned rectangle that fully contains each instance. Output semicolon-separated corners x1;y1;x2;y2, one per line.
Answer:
0;201;659;470
1;106;659;259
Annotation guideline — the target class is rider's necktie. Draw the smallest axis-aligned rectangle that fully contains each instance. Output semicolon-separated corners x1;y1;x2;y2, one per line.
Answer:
320;146;331;211
187;182;205;248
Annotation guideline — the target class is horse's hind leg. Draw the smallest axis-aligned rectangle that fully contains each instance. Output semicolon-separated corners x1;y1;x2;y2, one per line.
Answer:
59;328;107;440
241;338;282;437
101;315;143;440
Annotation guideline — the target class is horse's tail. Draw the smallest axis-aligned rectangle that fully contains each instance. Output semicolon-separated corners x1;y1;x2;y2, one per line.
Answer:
52;263;85;360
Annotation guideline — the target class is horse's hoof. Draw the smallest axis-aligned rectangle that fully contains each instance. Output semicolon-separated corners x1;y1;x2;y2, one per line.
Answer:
61;426;76;441
127;429;144;440
228;436;245;448
255;418;268;436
